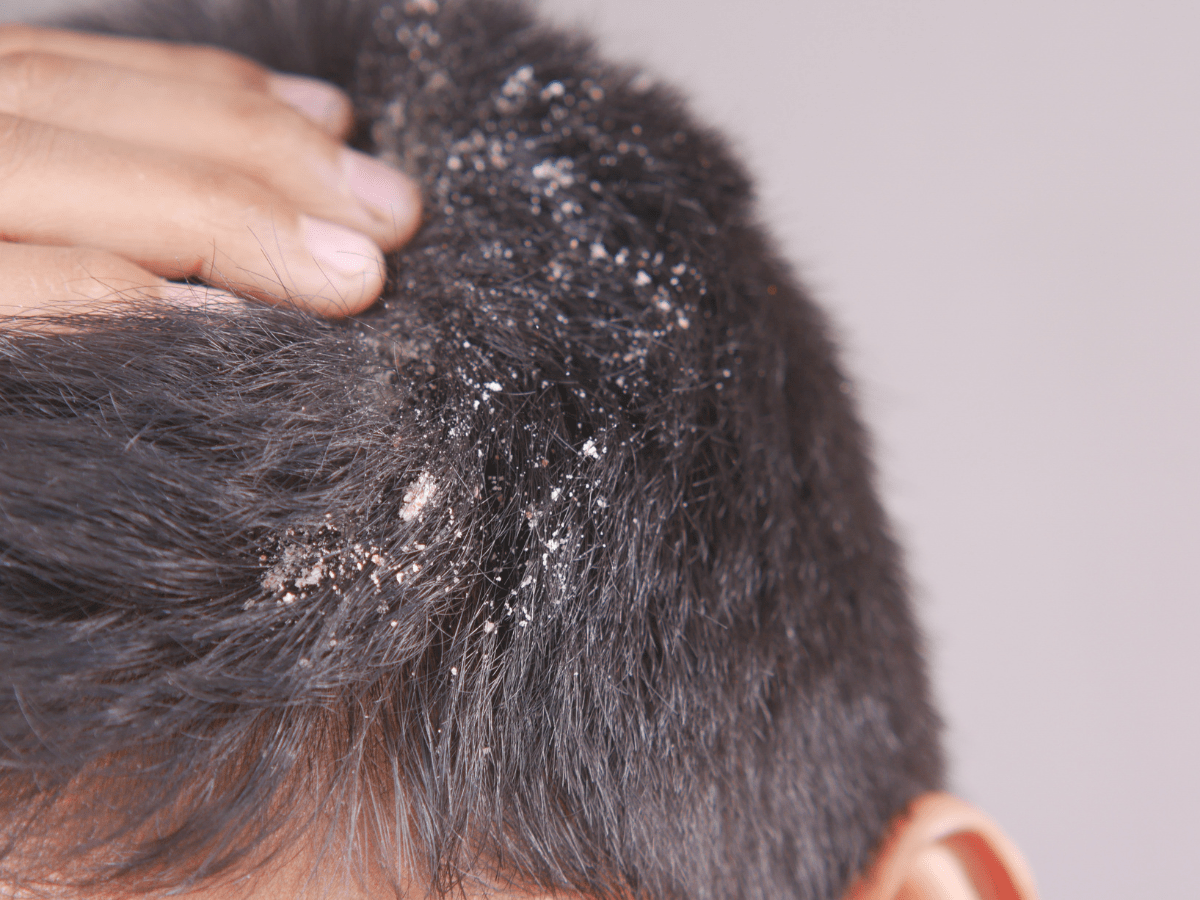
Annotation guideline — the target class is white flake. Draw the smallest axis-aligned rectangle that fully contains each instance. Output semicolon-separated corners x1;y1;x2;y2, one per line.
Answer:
501;65;535;98
400;471;438;521
296;562;325;587
531;157;575;194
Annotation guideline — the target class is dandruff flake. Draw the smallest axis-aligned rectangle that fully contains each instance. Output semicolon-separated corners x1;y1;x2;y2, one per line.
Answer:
531;157;575;194
400;471;439;521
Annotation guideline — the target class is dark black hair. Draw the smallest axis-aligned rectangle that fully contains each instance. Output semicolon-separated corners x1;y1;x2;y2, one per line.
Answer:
0;1;942;898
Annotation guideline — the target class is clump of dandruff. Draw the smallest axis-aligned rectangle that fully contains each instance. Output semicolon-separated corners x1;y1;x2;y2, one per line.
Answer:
255;521;343;607
496;64;535;113
400;471;439;521
254;522;405;609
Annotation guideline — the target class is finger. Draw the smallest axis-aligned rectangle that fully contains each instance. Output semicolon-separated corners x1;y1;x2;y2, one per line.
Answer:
0;242;242;317
0;24;353;136
264;72;355;138
0;114;385;318
0;53;419;249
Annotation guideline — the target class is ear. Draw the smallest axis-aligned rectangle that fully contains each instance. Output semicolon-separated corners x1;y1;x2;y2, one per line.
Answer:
845;793;1038;900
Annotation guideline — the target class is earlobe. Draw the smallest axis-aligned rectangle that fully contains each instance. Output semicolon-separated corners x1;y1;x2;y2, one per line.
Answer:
845;793;1038;900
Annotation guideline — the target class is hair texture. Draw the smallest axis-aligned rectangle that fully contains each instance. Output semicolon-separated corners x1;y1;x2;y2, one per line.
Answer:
0;1;943;898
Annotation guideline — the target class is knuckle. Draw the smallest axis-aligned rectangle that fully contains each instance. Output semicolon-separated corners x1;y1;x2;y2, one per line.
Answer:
184;44;268;89
0;109;22;148
0;50;70;107
224;89;336;160
222;86;286;129
175;160;287;250
0;112;43;186
0;24;37;55
190;161;274;209
0;50;67;88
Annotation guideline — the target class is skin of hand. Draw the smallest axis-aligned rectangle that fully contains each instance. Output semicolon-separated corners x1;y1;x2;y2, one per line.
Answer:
0;25;423;319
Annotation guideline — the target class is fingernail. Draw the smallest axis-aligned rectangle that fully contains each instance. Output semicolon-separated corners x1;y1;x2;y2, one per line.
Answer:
268;73;353;134
158;283;245;310
300;215;385;310
341;149;422;240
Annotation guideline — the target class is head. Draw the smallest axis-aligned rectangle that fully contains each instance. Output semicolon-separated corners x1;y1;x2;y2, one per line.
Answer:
0;1;1032;899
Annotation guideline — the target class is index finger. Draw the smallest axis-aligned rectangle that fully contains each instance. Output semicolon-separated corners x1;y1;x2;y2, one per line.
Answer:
0;24;353;136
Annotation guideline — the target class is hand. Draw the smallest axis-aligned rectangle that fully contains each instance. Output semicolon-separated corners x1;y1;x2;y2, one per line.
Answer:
0;25;422;319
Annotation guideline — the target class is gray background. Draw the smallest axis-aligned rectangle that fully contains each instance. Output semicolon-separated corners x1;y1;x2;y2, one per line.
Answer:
3;0;1198;897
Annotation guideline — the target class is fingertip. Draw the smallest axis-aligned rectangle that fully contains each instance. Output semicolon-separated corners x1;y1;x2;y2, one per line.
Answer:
341;149;424;249
267;72;355;137
296;215;386;318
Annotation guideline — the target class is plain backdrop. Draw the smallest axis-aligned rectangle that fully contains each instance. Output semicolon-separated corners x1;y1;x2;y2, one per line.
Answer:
3;1;1198;897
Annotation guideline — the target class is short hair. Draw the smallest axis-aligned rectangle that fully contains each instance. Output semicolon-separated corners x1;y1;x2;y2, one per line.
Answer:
0;1;942;898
